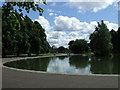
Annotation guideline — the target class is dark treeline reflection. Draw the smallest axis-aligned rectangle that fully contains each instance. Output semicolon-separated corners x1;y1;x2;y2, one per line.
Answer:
4;58;51;71
4;55;119;74
111;55;120;74
90;55;119;74
90;57;114;74
69;55;89;69
58;56;68;60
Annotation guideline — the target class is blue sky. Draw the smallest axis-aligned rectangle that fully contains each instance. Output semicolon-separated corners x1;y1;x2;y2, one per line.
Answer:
26;2;118;25
10;1;119;47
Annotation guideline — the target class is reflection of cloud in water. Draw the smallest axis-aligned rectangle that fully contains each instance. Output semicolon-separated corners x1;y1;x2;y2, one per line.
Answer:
47;57;92;74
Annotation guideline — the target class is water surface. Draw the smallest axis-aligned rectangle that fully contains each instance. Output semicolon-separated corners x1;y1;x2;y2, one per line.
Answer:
4;55;119;75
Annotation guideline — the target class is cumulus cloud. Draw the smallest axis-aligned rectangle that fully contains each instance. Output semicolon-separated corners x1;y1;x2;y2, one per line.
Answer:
49;13;57;16
47;9;57;16
104;21;118;31
35;16;52;39
49;13;54;16
47;9;54;13
53;16;97;34
35;16;118;47
66;0;118;12
47;0;119;13
35;16;51;31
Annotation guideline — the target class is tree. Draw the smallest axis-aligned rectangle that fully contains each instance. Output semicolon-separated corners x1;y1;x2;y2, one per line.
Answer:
58;46;66;53
69;39;89;54
89;20;113;56
117;27;120;53
110;29;118;53
2;2;50;57
2;1;46;16
2;10;20;56
50;45;58;53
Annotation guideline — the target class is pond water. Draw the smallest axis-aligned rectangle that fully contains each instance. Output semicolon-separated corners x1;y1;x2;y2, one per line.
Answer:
4;55;120;75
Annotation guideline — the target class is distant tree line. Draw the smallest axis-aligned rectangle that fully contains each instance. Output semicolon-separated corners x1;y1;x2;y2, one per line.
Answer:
50;46;68;53
68;20;120;56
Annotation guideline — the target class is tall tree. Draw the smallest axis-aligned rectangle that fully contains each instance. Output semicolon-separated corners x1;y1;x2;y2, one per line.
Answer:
89;20;113;56
68;39;89;54
110;29;118;53
2;2;50;57
2;9;20;56
58;46;66;53
117;27;120;53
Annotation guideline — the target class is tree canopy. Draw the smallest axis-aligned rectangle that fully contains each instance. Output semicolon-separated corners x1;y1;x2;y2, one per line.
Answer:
110;29;118;53
2;2;50;57
2;1;46;16
68;39;89;54
57;46;66;53
89;20;113;56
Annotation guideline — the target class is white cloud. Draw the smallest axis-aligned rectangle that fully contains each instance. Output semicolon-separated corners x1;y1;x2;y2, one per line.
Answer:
53;16;97;34
49;13;54;16
41;0;119;2
47;9;57;16
104;21;118;31
47;9;54;13
47;0;119;13
35;16;118;47
49;12;57;16
35;16;51;32
66;0;118;13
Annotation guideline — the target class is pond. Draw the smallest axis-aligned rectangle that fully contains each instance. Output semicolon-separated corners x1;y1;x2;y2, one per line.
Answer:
4;55;120;75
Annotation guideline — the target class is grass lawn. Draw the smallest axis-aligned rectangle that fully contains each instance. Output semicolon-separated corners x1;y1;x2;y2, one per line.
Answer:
4;52;94;58
4;53;64;58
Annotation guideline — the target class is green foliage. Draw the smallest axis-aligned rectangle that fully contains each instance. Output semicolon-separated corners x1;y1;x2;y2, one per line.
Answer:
2;4;50;57
68;39;89;54
2;1;46;16
58;46;66;53
110;29;118;53
117;27;120;53
68;40;74;50
89;20;113;56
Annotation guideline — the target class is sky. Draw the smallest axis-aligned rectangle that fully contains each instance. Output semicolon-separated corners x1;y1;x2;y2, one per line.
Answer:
13;1;120;47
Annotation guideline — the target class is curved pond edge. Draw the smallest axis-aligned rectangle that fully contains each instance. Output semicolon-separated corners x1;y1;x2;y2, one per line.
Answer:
2;54;119;77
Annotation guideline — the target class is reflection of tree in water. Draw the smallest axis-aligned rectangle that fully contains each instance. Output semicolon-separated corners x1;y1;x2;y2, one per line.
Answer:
58;56;68;60
111;54;120;74
4;57;51;71
90;56;114;74
69;55;89;69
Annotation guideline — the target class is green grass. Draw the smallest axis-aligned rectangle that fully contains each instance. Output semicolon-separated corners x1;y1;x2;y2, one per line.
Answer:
4;53;64;58
82;52;94;56
4;52;94;58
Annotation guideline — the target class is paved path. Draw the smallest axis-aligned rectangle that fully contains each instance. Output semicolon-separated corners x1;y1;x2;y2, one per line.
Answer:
2;56;119;88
